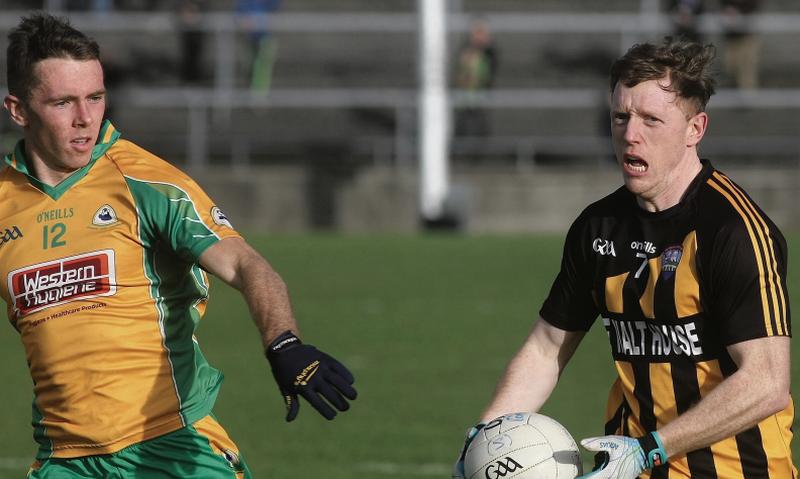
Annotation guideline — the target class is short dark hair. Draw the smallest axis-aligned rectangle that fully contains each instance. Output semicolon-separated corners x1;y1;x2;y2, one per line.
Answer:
610;38;716;114
6;12;100;100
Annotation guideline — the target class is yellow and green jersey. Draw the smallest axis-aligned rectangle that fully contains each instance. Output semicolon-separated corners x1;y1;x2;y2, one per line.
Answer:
0;121;241;460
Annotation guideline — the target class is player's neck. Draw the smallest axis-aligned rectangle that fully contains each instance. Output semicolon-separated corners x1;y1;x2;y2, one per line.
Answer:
25;148;86;187
636;155;703;213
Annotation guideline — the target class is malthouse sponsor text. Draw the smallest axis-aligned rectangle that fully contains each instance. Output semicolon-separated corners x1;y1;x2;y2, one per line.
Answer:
8;250;116;316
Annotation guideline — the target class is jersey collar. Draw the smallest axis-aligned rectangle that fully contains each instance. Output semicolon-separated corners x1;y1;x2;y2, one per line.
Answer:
633;159;714;220
3;120;121;200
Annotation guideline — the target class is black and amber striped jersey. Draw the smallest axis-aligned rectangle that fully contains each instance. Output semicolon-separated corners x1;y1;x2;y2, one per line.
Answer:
540;160;794;478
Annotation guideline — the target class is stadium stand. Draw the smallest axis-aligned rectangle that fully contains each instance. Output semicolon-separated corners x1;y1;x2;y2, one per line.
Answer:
2;3;799;162
1;2;800;231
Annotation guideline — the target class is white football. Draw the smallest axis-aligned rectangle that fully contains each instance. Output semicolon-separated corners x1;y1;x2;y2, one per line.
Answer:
464;412;583;479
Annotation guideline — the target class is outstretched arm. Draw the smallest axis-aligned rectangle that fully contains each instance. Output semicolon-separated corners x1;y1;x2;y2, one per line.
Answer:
199;236;297;346
199;236;357;421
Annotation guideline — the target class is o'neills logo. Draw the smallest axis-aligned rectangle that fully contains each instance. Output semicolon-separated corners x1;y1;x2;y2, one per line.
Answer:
8;250;116;316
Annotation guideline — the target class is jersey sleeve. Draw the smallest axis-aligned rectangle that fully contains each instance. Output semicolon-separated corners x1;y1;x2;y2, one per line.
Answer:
704;218;791;344
539;213;599;331
125;174;241;263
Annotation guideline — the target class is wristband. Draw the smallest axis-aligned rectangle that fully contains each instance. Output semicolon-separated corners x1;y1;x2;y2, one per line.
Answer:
265;330;301;357
638;431;667;468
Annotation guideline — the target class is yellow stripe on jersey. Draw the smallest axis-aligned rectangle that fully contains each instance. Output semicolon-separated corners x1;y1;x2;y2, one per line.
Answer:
709;436;745;478
695;360;724;396
604;378;626;432
649;362;677;428
666;458;693;479
759;403;797;478
674;232;701;318
639;256;660;319
614;361;644;437
713;172;788;336
101;123;117;144
605;272;628;314
707;175;779;336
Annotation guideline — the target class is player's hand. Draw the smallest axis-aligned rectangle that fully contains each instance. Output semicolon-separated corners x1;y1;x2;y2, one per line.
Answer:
452;423;486;479
576;432;666;479
265;331;357;421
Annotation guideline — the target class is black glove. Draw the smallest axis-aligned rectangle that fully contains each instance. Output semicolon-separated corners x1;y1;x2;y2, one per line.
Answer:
265;330;357;421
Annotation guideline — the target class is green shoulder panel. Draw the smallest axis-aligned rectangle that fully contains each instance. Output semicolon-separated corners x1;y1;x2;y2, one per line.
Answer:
124;177;221;262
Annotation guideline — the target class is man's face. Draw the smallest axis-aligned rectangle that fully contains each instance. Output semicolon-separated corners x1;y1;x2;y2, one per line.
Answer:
8;57;106;178
610;78;706;210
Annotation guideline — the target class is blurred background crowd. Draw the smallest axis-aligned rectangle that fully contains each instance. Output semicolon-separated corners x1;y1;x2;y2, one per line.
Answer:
1;0;798;233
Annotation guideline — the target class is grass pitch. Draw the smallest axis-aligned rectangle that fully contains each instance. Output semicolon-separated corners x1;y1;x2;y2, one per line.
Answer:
0;234;797;478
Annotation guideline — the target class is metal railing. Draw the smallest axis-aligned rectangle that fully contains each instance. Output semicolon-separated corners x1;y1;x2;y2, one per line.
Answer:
2;10;800;167
114;86;800;167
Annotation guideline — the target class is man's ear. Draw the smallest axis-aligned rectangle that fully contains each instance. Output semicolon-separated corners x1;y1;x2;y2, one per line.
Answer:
4;94;28;127
686;111;708;148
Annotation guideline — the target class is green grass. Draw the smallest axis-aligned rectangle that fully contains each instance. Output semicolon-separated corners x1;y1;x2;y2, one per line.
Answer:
0;234;797;478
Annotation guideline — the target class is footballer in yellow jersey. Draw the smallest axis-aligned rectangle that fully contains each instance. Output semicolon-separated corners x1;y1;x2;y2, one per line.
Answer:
1;121;240;459
3;13;356;478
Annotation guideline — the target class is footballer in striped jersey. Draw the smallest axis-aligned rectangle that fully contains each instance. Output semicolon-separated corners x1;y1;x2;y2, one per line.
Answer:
455;39;793;479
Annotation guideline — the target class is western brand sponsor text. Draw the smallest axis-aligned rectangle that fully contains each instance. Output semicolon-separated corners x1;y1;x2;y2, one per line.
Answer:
8;250;116;316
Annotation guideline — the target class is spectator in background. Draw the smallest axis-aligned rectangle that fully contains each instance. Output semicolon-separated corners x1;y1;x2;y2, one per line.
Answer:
721;0;762;89
179;0;206;84
236;0;281;92
454;18;498;138
668;0;705;42
65;0;114;12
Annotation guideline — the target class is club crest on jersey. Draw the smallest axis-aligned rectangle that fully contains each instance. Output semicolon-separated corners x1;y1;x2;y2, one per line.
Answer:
92;204;118;227
211;206;233;228
7;250;117;316
661;245;683;278
223;449;241;468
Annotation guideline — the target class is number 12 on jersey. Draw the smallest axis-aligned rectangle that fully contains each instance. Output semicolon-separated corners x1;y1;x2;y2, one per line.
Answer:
42;223;67;249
